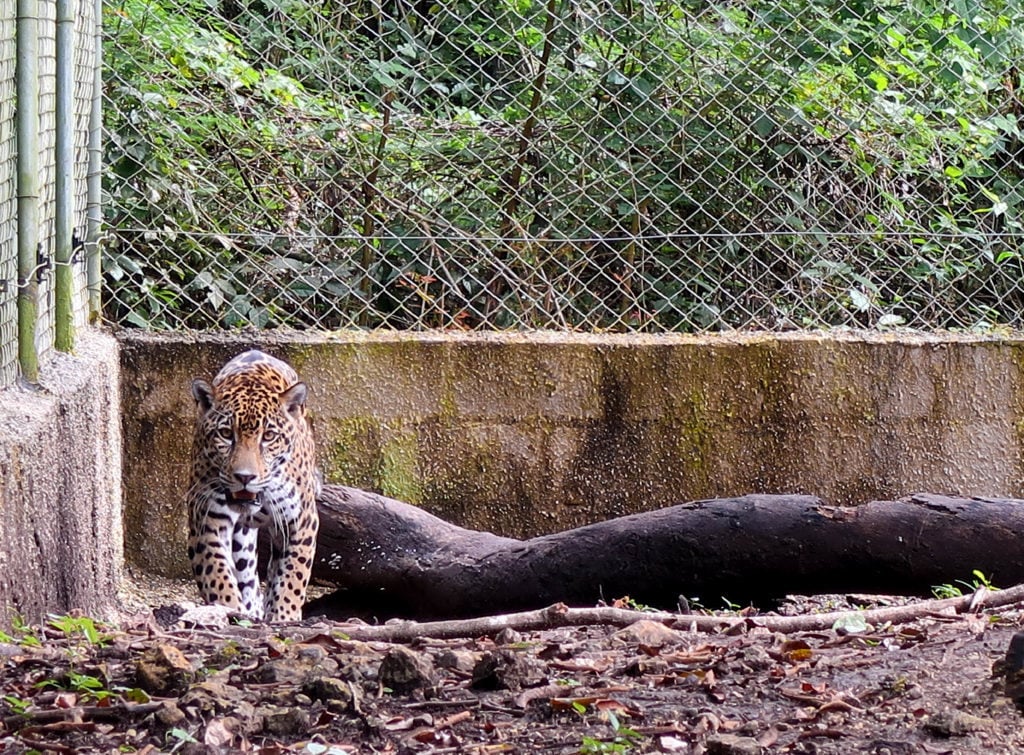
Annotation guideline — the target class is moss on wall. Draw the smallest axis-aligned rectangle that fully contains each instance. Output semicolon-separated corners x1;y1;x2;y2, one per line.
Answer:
118;331;1024;578
376;425;422;503
321;416;381;492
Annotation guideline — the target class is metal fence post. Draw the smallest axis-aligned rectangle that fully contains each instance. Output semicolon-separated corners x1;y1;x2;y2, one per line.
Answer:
15;0;39;382
85;0;101;322
54;0;73;351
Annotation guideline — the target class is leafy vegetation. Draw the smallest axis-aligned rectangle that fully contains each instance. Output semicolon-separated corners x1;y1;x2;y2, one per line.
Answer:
931;568;999;599
46;613;113;647
0;614;150;721
102;0;1024;331
0;613;41;647
579;711;643;755
37;670;116;703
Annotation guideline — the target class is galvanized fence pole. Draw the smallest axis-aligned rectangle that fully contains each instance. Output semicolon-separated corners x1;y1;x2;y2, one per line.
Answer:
54;0;73;351
85;0;101;322
15;0;39;382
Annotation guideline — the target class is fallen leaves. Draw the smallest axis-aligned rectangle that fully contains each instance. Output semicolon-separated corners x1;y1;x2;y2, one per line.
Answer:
0;598;1023;753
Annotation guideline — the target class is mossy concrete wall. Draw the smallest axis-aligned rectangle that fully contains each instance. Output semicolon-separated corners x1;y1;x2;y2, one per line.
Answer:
119;331;1024;578
0;331;122;626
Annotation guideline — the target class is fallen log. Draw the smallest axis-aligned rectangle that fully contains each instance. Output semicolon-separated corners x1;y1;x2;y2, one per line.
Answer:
303;486;1024;621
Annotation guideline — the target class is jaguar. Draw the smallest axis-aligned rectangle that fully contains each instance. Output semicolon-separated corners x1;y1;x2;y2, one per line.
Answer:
185;349;320;622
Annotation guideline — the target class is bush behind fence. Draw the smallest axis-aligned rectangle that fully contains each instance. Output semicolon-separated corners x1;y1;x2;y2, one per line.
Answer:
103;0;1024;333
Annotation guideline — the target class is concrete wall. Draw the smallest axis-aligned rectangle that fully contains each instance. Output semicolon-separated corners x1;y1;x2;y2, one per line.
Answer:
0;331;122;626
119;331;1024;578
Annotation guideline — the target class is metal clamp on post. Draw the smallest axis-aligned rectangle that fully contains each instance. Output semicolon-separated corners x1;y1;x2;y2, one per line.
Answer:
71;230;84;264
36;245;50;283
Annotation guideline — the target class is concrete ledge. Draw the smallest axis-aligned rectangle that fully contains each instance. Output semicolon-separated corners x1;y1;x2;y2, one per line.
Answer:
119;331;1024;578
0;331;122;626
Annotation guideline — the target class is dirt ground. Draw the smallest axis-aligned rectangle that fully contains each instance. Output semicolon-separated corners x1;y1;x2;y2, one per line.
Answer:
2;590;1024;755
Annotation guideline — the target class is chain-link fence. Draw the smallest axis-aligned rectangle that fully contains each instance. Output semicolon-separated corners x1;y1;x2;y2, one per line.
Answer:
37;0;98;357
0;0;15;382
103;0;1024;333
0;0;97;387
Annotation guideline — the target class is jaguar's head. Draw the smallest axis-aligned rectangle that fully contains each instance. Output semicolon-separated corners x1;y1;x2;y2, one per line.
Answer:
191;365;308;504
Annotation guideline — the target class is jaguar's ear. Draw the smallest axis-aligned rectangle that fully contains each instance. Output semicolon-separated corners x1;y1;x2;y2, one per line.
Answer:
191;379;215;414
281;382;307;418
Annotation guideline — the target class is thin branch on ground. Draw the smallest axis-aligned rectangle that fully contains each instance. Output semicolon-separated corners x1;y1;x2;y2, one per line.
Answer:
3;701;165;731
318;584;1024;642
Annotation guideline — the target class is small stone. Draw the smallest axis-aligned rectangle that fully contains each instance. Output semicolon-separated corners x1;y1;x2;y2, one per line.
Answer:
736;646;772;672
379;646;437;693
705;733;762;755
178;745;226;755
470;649;540;691
924;709;993;738
154;701;187;728
613;619;684;647
303;676;358;710
495;627;523;645
295;645;329;664
618;656;668;677
135;644;195;696
1001;630;1024;706
263;707;311;736
179;680;246;715
435;649;478;673
258;643;339;684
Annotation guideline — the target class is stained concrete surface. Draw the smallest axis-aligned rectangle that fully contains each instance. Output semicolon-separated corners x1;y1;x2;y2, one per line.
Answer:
0;331;122;627
118;331;1024;579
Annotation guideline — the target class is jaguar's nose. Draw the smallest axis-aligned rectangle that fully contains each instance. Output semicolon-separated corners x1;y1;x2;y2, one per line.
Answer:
234;472;257;487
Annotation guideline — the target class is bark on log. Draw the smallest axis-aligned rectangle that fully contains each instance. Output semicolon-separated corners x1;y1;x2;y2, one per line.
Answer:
303;486;1024;621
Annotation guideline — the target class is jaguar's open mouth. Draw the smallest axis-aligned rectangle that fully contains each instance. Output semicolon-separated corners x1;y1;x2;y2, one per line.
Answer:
228;490;259;504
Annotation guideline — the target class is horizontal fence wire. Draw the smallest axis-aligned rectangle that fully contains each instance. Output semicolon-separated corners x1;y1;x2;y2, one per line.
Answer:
102;0;1024;333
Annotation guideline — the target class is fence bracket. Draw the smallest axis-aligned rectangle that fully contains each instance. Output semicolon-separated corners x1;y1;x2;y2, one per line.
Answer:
71;230;84;264
36;245;50;284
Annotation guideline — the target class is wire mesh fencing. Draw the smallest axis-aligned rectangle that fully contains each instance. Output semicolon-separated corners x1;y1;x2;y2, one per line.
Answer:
0;0;97;387
0;0;16;383
30;0;96;369
102;0;1024;333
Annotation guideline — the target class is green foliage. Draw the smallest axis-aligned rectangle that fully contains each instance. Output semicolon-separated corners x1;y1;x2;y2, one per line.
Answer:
37;671;114;703
103;0;1024;331
166;727;200;750
47;614;112;647
1;614;41;647
579;711;643;755
2;694;31;715
932;568;999;598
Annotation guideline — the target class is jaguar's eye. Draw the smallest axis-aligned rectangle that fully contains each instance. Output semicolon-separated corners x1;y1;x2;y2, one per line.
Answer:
216;426;234;442
262;429;278;443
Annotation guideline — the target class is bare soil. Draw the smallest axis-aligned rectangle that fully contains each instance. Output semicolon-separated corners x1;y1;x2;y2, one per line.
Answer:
2;593;1024;755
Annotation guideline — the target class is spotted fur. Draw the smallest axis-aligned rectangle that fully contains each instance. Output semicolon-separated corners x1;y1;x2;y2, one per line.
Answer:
186;350;320;622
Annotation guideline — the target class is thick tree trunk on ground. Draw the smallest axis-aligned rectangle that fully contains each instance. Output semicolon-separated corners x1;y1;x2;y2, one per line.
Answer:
304;486;1024;621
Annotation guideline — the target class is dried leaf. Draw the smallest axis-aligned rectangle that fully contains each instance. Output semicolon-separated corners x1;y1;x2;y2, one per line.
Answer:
658;734;688;752
203;718;234;746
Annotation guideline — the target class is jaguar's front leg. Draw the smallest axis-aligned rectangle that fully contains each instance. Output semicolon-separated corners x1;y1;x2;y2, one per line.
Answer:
187;506;246;612
231;522;264;620
263;513;319;623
